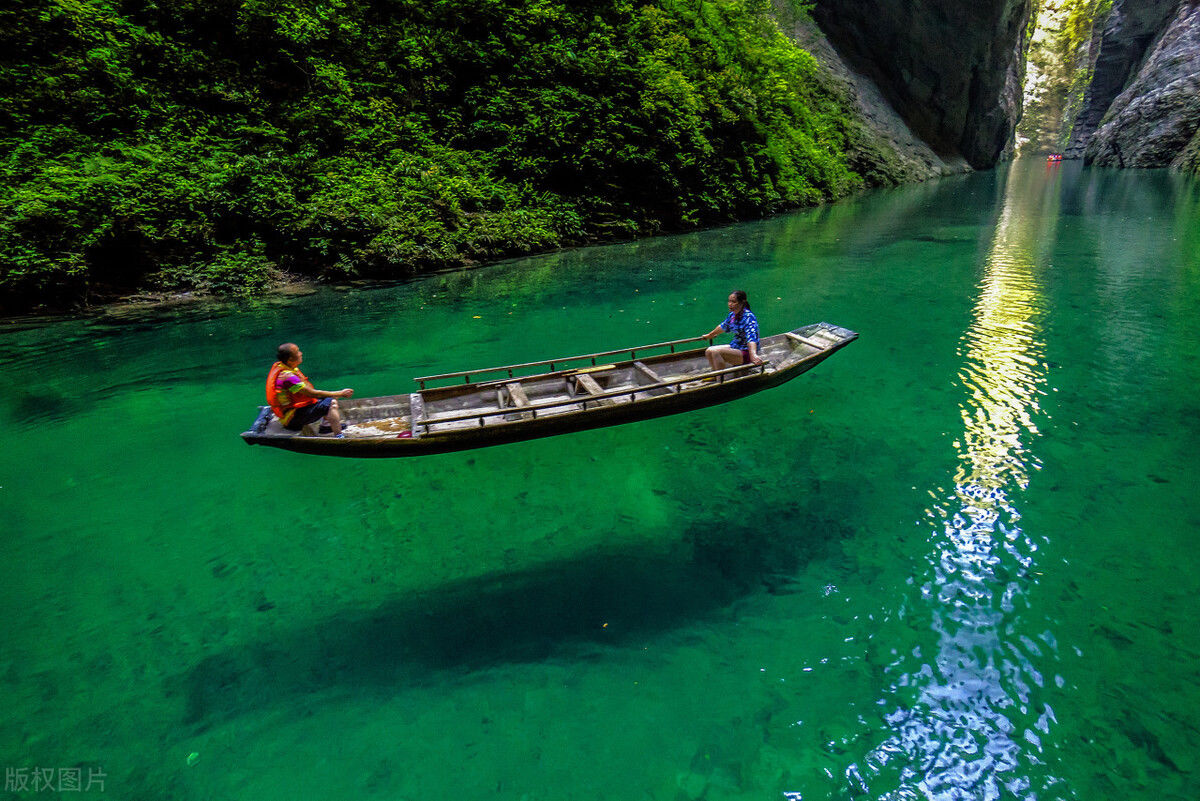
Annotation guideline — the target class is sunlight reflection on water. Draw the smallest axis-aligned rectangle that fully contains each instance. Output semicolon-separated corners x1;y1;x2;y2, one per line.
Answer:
858;162;1064;800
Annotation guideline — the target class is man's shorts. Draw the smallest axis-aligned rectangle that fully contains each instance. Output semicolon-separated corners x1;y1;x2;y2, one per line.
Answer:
739;348;752;364
283;398;333;430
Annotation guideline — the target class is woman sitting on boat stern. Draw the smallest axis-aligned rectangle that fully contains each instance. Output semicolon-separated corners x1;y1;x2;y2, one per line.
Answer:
704;290;762;370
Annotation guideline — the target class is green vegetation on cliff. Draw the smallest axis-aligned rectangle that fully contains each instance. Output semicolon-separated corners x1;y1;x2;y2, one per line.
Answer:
1019;0;1112;153
1181;129;1200;175
1059;0;1112;144
0;0;862;312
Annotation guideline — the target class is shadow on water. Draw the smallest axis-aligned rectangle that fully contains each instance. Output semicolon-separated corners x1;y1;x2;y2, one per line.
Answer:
176;501;856;729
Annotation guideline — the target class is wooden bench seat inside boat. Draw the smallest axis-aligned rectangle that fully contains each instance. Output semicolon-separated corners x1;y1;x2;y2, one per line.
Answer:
502;382;533;420
505;382;531;407
786;331;828;350
573;372;603;395
571;372;615;406
634;361;678;393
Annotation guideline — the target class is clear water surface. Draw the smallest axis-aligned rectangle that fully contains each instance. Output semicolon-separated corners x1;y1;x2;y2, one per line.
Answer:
2;160;1198;800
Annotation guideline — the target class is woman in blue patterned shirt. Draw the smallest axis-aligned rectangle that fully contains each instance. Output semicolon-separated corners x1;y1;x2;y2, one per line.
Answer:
703;290;762;371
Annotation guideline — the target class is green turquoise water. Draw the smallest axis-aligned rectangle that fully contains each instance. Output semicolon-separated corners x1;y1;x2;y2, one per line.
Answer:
2;160;1199;800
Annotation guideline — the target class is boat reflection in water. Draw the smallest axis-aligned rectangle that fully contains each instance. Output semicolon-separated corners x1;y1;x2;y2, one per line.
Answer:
859;162;1064;798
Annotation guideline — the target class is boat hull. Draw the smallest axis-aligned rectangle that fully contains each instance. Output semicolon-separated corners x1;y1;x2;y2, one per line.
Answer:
241;323;856;458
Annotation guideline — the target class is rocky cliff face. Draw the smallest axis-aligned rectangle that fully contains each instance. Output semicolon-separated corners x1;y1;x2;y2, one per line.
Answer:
808;0;1031;169
1083;1;1200;169
773;7;970;183
1063;0;1178;158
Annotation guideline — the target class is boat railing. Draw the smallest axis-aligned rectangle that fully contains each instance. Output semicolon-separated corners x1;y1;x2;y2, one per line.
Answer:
415;359;769;433
414;335;715;389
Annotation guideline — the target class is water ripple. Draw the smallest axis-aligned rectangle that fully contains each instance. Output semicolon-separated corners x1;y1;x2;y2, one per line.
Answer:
856;162;1063;799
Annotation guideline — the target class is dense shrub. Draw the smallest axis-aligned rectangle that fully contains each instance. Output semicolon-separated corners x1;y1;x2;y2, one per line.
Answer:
0;0;861;311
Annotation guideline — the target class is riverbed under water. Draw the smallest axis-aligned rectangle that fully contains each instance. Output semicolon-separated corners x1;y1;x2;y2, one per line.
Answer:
2;159;1199;800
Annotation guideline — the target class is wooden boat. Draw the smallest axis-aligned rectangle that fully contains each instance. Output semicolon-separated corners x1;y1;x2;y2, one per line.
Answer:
241;322;857;457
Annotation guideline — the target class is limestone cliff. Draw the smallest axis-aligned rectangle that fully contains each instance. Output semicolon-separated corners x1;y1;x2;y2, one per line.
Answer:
1084;0;1200;169
1017;0;1113;157
1063;0;1178;158
772;5;969;183
795;0;1198;175
807;0;1032;169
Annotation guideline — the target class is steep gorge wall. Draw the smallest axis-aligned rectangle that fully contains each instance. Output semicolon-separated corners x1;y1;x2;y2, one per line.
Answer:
1063;0;1177;158
772;6;970;183
804;0;1199;173
808;0;1032;169
1082;0;1200;169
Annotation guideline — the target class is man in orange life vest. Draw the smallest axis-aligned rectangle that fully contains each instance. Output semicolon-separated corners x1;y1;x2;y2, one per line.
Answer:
266;343;354;437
